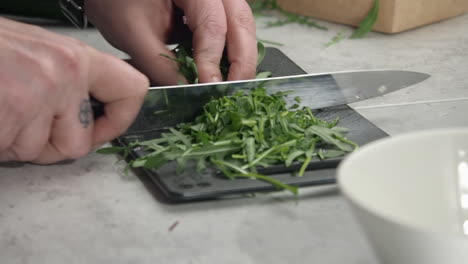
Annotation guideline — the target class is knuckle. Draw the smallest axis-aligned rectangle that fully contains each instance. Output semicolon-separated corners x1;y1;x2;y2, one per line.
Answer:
12;44;63;95
233;10;255;31
36;64;61;94
7;88;36;121
0;140;13;155
232;60;257;79
109;54;149;97
53;41;87;76
200;17;227;38
34;41;88;94
51;132;93;160
245;60;258;73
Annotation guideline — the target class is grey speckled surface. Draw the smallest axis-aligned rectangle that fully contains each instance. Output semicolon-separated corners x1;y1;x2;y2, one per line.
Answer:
1;12;468;264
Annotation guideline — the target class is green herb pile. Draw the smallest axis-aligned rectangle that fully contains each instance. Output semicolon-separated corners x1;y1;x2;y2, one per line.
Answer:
99;88;357;194
98;33;359;195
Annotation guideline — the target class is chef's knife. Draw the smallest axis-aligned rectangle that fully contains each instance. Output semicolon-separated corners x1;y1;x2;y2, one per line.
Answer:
91;69;429;118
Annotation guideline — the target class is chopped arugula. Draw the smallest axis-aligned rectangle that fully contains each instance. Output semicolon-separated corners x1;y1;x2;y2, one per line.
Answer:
98;88;357;195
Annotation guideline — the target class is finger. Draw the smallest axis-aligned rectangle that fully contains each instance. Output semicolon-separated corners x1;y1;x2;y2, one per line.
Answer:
87;6;186;86
174;0;228;83
32;41;97;163
0;95;23;154
0;59;45;154
130;41;186;86
87;48;149;147
222;0;257;81
35;96;95;164
3;108;53;162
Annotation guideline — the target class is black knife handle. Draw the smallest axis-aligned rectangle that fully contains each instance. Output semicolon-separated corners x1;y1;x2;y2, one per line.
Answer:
90;97;105;119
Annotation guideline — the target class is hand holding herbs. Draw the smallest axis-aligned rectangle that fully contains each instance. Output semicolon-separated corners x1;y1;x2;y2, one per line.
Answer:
162;41;270;84
98;88;358;195
87;0;257;85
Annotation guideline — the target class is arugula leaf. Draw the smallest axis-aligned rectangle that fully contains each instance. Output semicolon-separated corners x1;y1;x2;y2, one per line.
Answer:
257;41;266;66
256;71;273;79
234;173;299;195
257;38;284;47
350;0;380;39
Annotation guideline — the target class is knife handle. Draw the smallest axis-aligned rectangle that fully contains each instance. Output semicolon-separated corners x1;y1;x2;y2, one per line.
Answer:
89;97;104;119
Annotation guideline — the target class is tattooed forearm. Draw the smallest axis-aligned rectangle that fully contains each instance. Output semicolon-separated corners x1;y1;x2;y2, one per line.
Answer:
79;99;93;128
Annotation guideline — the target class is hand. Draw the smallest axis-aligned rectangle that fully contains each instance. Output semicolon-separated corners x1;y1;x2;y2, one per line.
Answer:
0;18;149;164
85;0;257;85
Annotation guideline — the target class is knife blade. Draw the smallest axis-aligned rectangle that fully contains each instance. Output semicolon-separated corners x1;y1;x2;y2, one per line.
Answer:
91;69;429;119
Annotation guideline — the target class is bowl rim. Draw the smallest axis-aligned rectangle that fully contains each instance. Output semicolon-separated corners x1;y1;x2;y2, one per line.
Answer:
337;127;468;237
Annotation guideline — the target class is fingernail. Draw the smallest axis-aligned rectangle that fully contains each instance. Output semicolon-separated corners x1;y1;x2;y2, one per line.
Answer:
211;76;222;83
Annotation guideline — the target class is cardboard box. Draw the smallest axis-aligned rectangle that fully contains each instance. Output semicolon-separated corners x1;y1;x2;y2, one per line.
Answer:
276;0;468;33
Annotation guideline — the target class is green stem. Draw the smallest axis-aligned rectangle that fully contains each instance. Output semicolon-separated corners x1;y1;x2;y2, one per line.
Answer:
242;140;296;170
234;173;299;195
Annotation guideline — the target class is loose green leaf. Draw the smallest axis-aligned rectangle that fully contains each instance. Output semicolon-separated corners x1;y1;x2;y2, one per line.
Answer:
257;38;284;47
256;71;273;79
234;173;299;195
257;41;266;66
285;150;305;167
325;31;347;47
245;137;256;163
350;0;380;39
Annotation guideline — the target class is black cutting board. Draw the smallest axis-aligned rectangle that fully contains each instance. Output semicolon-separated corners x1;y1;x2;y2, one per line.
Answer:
114;48;387;202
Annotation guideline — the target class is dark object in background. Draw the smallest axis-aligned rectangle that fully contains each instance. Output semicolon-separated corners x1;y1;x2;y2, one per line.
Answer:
1;0;66;20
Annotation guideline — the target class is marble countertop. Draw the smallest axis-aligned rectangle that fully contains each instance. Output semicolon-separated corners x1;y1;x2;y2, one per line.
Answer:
1;13;467;264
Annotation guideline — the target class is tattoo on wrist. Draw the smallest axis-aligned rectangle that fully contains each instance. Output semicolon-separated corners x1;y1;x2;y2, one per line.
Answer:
79;99;93;128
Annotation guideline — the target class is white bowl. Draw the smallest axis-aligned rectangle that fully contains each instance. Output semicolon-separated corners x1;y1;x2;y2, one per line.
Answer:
337;128;468;264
